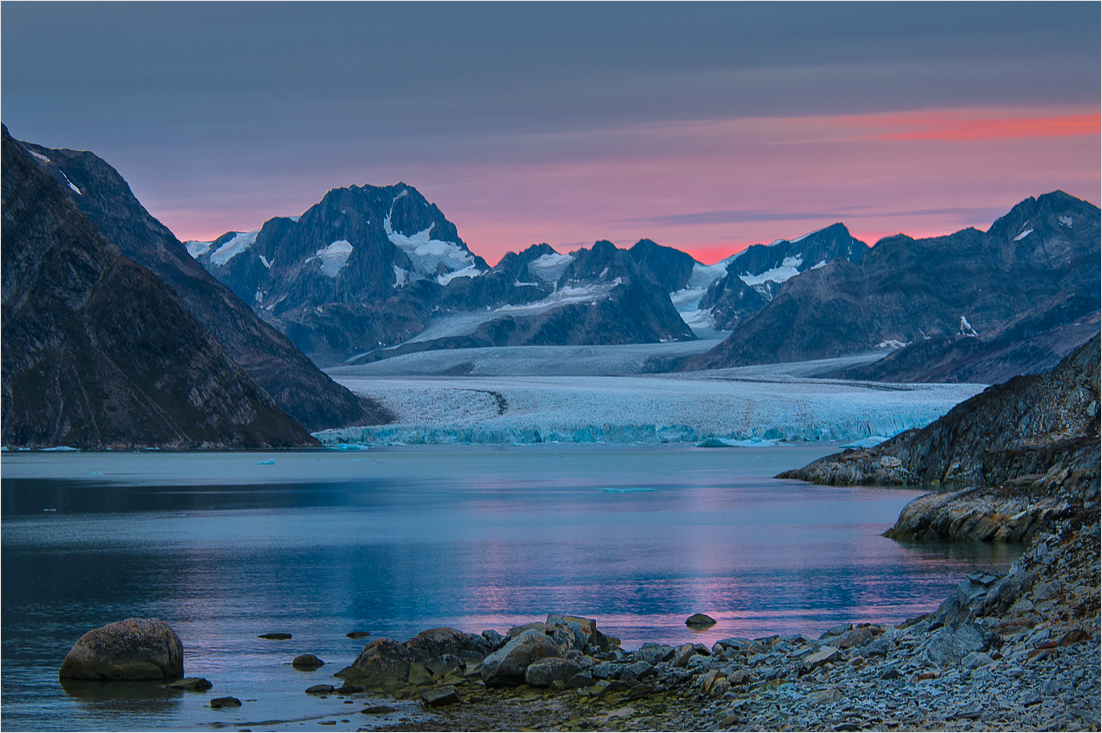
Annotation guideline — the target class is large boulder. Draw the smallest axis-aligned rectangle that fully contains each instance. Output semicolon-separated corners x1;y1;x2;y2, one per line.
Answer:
480;630;563;687
404;627;490;665
59;618;183;681
335;639;413;691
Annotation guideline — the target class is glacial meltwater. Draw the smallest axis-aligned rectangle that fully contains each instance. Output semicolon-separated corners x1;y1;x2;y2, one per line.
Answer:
1;446;1020;731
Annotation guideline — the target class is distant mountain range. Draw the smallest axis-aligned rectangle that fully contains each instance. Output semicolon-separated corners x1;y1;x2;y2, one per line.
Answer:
691;190;1100;383
3;126;1099;451
186;179;1098;382
182;182;876;365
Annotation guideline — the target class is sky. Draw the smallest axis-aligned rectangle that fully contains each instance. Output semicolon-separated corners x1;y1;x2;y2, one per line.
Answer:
2;2;1099;265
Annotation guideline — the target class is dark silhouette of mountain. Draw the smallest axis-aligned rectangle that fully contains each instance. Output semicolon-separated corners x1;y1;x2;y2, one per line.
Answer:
18;136;388;431
1;125;318;449
691;192;1100;382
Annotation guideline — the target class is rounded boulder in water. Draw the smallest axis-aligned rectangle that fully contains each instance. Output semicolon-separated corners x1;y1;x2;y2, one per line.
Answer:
685;613;717;630
59;618;184;681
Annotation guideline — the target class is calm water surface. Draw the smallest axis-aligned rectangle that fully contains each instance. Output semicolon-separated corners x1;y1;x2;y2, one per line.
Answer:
1;446;1020;731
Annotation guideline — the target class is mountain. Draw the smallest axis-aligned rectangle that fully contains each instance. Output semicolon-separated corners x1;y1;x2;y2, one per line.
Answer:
699;223;869;330
186;185;700;364
18;138;388;431
1;125;317;449
690;192;1100;382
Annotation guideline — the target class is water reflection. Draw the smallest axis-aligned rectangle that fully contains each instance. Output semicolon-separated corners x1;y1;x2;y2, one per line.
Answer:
59;679;183;716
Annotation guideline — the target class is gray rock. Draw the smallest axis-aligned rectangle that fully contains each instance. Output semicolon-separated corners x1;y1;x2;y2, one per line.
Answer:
209;696;242;709
686;613;717;629
292;654;324;669
626;660;656;678
59;618;184;681
921;622;990;668
481;629;505;648
480;630;562;687
524;657;583;687
405;627;489;665
421;685;461;707
258;633;292;640
346;631;370;639
802;646;842;672
633;642;671;666
337;639;414;691
305;684;336;695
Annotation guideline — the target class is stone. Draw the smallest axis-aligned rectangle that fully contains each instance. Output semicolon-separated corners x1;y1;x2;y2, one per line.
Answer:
258;633;292;640
421;685;461;707
524;657;583;687
407;662;434;686
346;631;370;639
632;642;671;666
336;684;364;694
921;622;990;668
405;627;490;665
167;678;212;691
337;638;414;691
305;684;336;695
962;651;995;669
59;618;184;681
360;705;398;715
480;630;563;687
686;613;718;630
802;646;842;672
626;661;655;678
209;696;242;709
291;654;324;669
481;629;505;648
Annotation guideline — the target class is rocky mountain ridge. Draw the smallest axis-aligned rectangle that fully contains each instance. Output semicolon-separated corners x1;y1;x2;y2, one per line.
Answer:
16;136;390;431
1;125;319;449
693;191;1100;382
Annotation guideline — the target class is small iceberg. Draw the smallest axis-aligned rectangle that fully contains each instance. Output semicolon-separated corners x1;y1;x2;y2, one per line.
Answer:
599;487;658;493
257;458;275;465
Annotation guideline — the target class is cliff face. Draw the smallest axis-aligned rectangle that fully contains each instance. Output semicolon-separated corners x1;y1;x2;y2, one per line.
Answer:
780;335;1099;488
779;334;1100;542
17;137;390;431
1;126;318;449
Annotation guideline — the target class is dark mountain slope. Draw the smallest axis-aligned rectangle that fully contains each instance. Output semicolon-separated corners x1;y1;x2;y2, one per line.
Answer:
2;126;317;449
691;193;1100;381
699;223;868;330
18;138;388;431
779;333;1099;489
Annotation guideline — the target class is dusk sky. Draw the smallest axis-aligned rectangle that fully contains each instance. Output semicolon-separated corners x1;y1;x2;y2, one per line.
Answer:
3;2;1099;265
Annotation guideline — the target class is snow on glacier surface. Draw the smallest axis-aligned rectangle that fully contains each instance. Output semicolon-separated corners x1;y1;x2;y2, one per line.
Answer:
210;230;259;266
320;363;985;448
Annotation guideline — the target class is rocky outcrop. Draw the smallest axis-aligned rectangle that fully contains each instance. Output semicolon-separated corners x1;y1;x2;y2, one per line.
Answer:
780;335;1099;487
16;135;389;431
692;192;1100;383
59;618;184;681
1;125;318;450
780;334;1099;542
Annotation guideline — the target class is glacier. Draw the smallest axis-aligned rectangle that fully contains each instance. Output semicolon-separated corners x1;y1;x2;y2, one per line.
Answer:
320;352;986;448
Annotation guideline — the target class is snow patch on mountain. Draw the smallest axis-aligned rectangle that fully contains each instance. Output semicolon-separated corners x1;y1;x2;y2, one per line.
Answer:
384;193;480;283
670;257;737;330
739;255;803;287
310;240;353;278
210;230;259;266
186;240;212;258
527;252;575;282
1013;228;1034;241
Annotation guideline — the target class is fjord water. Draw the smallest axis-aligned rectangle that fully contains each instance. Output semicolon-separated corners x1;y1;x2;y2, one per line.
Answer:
1;447;1019;731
